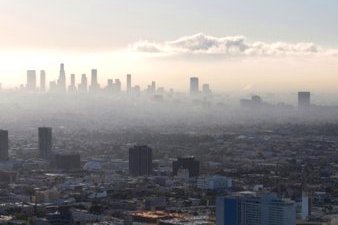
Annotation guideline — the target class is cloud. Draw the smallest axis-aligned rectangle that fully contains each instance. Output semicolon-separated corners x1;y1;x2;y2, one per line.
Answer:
131;40;163;53
130;33;335;57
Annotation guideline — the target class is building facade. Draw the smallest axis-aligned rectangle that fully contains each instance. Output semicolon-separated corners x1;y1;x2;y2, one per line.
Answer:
0;130;9;161
40;70;46;91
27;70;37;90
190;77;199;95
298;92;311;109
129;145;153;176
90;69;99;91
39;127;52;159
197;175;232;190
216;192;296;225
173;156;200;177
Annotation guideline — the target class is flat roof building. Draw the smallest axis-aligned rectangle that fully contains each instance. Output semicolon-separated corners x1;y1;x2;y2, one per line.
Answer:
173;156;200;177
129;145;153;176
216;192;296;225
39;127;52;160
27;70;37;90
0;130;9;161
298;92;311;109
190;77;199;95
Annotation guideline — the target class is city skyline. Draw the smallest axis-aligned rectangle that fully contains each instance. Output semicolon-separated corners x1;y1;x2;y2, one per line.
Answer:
0;60;335;97
19;63;315;108
0;37;337;93
1;2;338;225
2;62;337;107
0;1;337;92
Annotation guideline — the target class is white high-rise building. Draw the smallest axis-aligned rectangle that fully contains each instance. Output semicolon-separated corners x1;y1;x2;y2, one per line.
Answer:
26;70;37;90
40;70;46;91
57;63;66;91
127;74;132;94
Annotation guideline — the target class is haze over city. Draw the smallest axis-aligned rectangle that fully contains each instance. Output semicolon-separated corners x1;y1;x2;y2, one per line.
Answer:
1;0;338;93
1;1;338;225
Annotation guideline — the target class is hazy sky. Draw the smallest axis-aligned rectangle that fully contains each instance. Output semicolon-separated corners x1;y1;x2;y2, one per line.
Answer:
0;0;337;92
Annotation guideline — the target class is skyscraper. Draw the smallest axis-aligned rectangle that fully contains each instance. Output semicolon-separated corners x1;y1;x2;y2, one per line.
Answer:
90;69;99;91
146;81;156;94
38;127;52;159
129;145;153;176
127;74;132;94
68;74;76;92
107;79;114;91
70;74;75;87
57;63;66;91
216;192;296;225
79;74;88;92
151;81;156;92
115;79;121;92
190;77;199;95
26;70;37;90
40;70;46;91
0;130;9;161
298;92;311;109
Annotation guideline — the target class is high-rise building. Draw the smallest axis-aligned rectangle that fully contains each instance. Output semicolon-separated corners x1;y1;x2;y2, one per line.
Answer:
38;127;52;159
146;81;156;94
68;74;76;92
216;192;296;225
115;79;121;92
301;192;310;220
26;70;37;90
298;92;311;109
173;156;200;177
129;145;153;176
0;130;9;161
107;79;114;91
40;70;46;91
57;63;66;91
127;74;132;94
78;74;88;92
106;79;122;93
70;74;75;87
240;95;263;108
90;69;99;91
190;77;199;95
